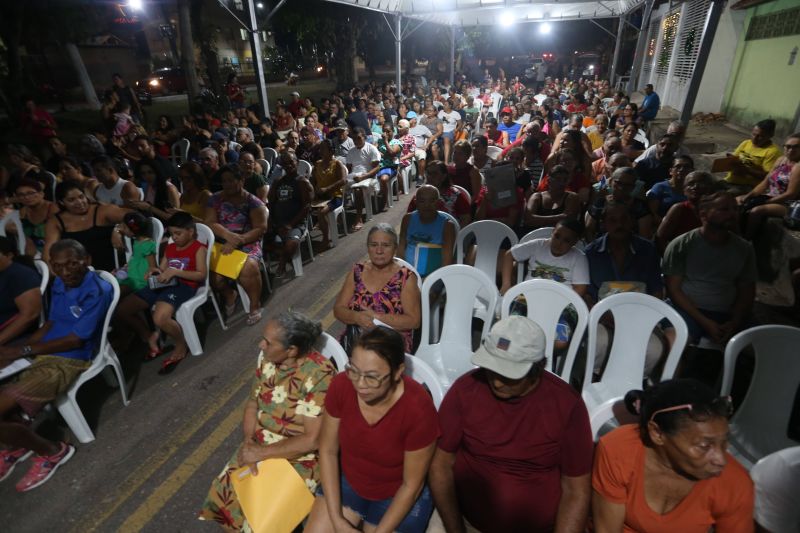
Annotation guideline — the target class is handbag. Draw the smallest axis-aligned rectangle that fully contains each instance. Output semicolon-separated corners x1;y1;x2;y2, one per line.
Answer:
339;324;362;356
210;242;249;280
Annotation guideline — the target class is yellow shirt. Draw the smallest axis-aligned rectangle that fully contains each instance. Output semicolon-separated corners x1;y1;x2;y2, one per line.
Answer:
725;140;782;187
588;130;604;151
180;190;210;220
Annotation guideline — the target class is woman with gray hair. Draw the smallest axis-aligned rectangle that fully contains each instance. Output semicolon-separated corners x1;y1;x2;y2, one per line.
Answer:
199;310;337;530
334;223;421;353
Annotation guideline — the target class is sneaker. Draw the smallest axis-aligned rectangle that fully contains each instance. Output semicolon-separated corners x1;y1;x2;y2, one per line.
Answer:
15;442;75;492
0;448;33;482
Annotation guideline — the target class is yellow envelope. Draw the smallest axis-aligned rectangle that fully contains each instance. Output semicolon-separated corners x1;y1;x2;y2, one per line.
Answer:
230;458;314;533
210;243;249;280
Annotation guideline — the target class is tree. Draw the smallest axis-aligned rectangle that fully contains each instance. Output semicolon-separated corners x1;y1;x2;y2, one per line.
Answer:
190;0;223;97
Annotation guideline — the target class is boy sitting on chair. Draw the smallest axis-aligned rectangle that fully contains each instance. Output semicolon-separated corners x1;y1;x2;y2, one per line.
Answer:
0;239;113;492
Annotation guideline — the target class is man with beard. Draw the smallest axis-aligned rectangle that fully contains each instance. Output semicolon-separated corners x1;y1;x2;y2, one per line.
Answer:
663;191;756;344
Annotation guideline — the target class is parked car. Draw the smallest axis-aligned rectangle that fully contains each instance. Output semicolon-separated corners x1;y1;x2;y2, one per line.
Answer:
136;67;187;104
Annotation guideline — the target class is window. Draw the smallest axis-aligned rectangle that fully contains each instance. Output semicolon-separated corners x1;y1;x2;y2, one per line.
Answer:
656;10;680;76
643;18;661;74
673;0;711;80
746;6;800;41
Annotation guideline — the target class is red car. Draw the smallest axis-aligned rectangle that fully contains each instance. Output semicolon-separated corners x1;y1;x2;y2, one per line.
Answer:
136;67;186;103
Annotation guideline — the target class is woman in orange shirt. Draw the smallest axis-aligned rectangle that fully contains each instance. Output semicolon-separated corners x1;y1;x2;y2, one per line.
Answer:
592;378;754;533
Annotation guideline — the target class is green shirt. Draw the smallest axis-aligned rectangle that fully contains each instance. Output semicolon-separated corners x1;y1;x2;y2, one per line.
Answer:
121;239;157;290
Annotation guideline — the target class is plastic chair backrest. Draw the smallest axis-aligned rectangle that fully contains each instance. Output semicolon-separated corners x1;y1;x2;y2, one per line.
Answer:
95;270;122;359
264;147;278;167
500;279;589;380
124;216;164;264
171;138;190;164
193;223;214;294
0;210;25;255
417;264;498;386
393;257;423;288
520;227;554;244
452;184;471;206
456;220;518;283
315;332;348;372
438;210;460;235
584;292;688;392
257;159;270;179
297;159;313;178
720;325;800;463
486;146;503;161
404;354;445;410
34;259;49;324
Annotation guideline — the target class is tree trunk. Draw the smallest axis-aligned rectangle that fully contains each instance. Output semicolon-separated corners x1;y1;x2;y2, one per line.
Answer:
66;43;101;110
178;0;200;105
191;0;222;98
334;29;358;90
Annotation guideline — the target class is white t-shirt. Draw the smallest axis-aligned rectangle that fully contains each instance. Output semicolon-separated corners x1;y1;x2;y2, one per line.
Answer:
510;238;589;286
346;142;381;175
438;110;462;133
751;446;800;533
409;124;432;148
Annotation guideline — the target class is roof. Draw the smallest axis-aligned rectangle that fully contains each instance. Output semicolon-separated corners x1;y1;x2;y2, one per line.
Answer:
322;0;643;24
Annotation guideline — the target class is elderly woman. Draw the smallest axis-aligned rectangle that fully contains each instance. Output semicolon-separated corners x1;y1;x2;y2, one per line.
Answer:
593;378;754;533
44;181;128;273
206;164;269;325
0;236;42;347
305;327;438;533
199;311;336;530
333;223;421;353
13;179;58;255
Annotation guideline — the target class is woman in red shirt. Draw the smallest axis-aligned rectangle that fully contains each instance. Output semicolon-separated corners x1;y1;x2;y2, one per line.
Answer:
593;379;754;533
305;327;439;533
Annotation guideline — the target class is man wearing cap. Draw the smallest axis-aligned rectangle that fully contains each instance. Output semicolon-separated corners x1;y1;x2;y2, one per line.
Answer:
408;111;432;179
287;91;303;118
498;107;523;144
331;120;355;159
429;316;593;533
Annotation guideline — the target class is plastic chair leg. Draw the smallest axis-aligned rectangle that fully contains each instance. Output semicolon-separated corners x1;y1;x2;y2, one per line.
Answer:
328;210;339;247
107;352;130;406
291;246;304;277
56;393;96;444
177;307;203;356
210;291;229;331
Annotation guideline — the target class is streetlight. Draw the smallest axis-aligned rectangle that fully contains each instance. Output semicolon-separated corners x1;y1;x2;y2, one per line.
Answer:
540;22;552;34
499;12;515;27
256;2;264;8
128;0;143;10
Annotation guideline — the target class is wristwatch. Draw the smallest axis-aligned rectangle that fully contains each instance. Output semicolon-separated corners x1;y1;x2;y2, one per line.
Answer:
20;345;33;357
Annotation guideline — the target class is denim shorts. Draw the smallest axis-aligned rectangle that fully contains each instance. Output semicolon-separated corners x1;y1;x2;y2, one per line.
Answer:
316;473;433;533
134;283;196;310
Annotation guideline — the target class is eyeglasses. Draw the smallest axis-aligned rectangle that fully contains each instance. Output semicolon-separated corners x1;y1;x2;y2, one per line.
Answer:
345;364;391;388
648;396;733;424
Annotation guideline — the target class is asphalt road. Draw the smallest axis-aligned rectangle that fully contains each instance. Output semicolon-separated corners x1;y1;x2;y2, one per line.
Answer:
1;193;413;532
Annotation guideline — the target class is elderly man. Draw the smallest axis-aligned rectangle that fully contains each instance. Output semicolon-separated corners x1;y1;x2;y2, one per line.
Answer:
664;191;756;345
429;316;593;533
0;240;113;492
398;184;456;277
200;147;226;193
421;105;445;160
265;151;313;278
634;134;680;190
331;120;355;158
591;136;623;182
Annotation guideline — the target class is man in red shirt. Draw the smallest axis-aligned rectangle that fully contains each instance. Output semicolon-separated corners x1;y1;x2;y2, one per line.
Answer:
429;316;593;533
19;97;57;145
287;91;304;118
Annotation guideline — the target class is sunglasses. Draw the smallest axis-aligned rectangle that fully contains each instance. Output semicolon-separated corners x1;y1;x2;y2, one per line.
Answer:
648;396;733;424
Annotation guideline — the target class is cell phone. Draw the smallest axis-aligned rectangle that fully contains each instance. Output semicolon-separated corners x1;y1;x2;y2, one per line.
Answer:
147;275;178;290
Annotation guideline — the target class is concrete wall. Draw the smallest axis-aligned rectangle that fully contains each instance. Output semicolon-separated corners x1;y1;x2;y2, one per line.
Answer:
693;5;746;113
722;0;800;137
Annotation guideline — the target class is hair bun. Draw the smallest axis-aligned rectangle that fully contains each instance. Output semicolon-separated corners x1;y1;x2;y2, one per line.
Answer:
624;389;644;416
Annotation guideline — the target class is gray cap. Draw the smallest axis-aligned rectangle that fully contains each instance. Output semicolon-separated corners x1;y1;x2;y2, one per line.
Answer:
471;316;546;379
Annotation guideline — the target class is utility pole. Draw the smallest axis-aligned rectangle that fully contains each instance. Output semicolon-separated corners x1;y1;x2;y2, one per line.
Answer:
246;0;269;118
178;0;200;105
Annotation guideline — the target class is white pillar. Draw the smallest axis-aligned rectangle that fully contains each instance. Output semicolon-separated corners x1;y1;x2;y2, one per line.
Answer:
396;15;402;90
247;0;270;118
610;15;625;87
66;43;101;110
450;25;455;86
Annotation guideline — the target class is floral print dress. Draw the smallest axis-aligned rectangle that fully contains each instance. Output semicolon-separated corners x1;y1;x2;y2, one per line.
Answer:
198;351;336;530
208;191;265;260
347;262;413;352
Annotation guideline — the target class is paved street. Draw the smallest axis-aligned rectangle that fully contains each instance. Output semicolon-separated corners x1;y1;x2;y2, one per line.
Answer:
0;195;412;532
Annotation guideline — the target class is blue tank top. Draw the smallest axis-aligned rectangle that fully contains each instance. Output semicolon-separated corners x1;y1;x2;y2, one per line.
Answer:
405;211;447;276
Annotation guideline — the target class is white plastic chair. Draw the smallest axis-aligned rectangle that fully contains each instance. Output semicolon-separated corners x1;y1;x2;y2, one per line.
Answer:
500;279;589;382
264;147;278;167
452;184;471;206
582;293;688;439
393;257;422;289
415;264;498;389
327;201;348;247
720;325;800;468
175;223;214;356
257;159;271;180
457;220;518;283
290;226;315;277
516;228;555;283
297;159;313;178
314;331;348;372
34;259;49;326
405;354;445;410
170;138;190;166
0;210;25;255
486;146;503;162
635;129;649;149
54;270;130;443
115;217;165;270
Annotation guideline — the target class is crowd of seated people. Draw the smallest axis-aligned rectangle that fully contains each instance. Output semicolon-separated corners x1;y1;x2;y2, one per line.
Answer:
0;70;798;531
